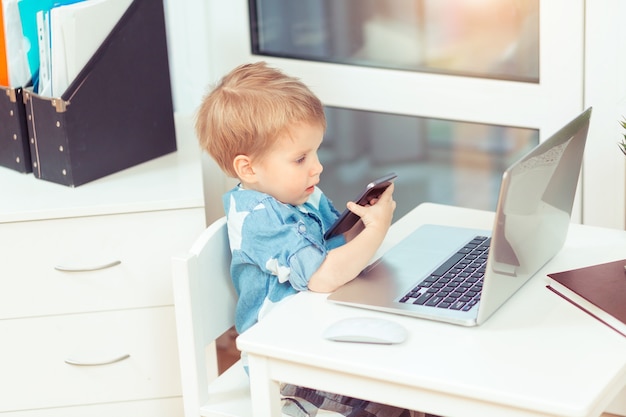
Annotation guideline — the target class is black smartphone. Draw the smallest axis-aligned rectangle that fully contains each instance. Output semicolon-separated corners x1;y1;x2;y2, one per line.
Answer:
324;173;397;240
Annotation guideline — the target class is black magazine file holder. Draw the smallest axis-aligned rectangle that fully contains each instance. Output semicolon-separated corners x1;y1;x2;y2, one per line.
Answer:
23;0;176;187
0;86;32;173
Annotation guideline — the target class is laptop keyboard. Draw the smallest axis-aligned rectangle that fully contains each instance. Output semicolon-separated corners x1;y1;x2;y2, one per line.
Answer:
399;236;491;311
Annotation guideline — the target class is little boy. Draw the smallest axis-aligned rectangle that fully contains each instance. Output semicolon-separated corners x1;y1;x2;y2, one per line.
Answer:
196;62;425;417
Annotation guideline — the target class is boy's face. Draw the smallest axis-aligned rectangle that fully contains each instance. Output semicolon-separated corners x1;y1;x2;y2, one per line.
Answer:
250;122;324;206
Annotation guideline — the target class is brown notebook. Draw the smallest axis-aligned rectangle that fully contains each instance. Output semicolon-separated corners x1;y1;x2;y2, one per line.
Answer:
547;259;626;337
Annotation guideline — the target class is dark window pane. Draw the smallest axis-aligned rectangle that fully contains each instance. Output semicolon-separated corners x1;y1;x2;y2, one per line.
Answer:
319;106;539;221
250;0;540;82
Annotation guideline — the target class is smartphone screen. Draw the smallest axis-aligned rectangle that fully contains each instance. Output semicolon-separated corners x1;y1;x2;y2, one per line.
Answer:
324;173;397;239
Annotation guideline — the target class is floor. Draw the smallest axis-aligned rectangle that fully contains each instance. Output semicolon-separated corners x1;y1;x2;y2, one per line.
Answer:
216;326;240;375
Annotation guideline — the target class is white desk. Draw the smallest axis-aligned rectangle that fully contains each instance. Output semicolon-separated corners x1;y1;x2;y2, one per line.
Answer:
236;203;626;417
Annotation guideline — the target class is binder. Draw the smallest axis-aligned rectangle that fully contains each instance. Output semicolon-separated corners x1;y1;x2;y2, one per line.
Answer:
22;0;176;187
0;86;32;173
17;0;85;93
49;0;133;97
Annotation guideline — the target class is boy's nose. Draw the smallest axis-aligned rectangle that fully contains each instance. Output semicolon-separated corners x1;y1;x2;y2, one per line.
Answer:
311;155;323;176
314;160;323;175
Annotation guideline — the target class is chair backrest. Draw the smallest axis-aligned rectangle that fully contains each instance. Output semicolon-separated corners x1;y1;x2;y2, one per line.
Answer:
172;216;251;417
172;217;339;417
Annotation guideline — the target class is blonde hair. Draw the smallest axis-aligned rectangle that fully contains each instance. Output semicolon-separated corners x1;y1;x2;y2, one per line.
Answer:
195;62;326;178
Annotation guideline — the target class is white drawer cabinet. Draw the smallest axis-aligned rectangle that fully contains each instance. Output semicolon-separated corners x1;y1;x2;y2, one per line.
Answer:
0;307;181;412
0;208;204;319
5;398;183;417
0;114;206;416
0;207;205;415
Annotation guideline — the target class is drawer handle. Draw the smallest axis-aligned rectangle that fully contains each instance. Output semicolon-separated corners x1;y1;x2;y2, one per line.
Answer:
54;260;122;272
64;353;130;366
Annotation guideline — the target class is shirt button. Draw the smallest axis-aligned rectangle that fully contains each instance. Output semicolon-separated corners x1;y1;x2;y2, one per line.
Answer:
298;224;306;233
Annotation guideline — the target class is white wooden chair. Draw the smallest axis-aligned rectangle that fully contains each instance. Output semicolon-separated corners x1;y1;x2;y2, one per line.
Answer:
172;217;252;417
171;216;348;417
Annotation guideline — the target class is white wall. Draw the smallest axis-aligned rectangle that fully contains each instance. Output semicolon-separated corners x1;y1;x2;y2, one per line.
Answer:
163;0;237;224
583;1;626;230
162;0;213;116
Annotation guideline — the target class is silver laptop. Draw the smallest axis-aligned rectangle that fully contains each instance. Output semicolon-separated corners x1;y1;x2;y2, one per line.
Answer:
327;107;592;326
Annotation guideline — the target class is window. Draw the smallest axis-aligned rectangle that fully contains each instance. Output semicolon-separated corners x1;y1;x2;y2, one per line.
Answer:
251;0;541;216
320;106;538;219
250;0;539;82
204;0;584;222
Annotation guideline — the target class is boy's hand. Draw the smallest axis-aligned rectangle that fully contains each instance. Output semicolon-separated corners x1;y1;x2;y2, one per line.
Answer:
345;183;396;234
309;183;396;293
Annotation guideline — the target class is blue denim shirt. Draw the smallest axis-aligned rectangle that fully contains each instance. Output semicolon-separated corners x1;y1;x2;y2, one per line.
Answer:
223;185;345;334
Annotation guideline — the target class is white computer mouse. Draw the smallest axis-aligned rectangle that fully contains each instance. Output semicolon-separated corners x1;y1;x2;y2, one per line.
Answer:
322;316;408;344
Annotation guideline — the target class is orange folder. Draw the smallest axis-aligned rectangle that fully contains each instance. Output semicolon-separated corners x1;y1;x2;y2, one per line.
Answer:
0;1;9;86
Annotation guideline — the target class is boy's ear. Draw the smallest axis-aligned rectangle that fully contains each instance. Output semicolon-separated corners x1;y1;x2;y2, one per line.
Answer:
233;155;257;183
